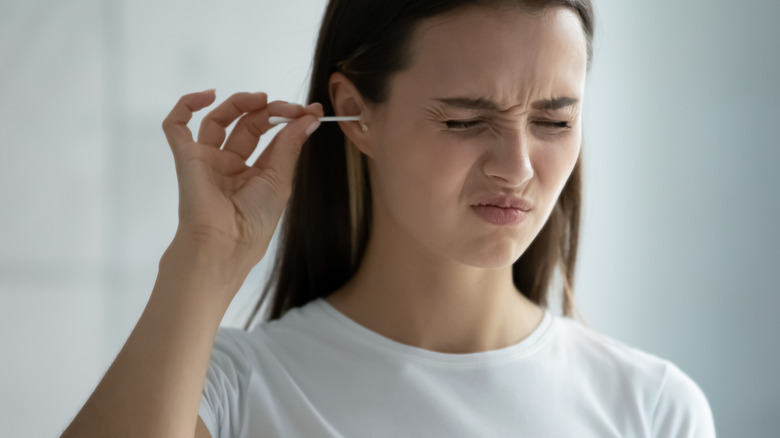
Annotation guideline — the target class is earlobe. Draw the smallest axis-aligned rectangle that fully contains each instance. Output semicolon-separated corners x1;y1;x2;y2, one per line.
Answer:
328;72;373;157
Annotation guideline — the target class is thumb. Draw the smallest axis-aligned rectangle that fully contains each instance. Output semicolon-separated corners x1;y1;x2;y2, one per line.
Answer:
253;114;321;200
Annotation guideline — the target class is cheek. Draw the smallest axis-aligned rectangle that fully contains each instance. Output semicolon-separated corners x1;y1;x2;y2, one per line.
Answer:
375;133;474;212
408;137;475;202
532;135;581;198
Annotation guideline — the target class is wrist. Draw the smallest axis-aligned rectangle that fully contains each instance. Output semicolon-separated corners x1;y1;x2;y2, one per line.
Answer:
158;238;252;310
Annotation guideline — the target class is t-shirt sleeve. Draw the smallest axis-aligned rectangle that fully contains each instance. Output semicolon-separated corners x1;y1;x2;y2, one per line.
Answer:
651;361;717;438
198;327;253;438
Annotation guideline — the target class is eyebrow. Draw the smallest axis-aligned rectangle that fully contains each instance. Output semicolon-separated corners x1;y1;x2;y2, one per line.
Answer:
433;96;579;111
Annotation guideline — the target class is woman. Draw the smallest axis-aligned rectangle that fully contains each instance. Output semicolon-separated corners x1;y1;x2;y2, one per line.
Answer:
62;0;716;437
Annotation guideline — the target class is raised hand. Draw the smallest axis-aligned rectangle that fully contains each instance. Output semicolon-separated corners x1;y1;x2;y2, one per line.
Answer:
161;89;323;284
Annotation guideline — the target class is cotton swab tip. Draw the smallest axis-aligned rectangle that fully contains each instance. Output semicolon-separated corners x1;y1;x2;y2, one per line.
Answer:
268;116;361;125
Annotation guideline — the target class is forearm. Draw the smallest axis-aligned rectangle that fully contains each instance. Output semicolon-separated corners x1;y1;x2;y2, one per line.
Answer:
61;242;245;438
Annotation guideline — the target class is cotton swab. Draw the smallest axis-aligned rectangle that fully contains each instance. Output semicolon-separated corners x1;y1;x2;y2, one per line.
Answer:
269;116;361;125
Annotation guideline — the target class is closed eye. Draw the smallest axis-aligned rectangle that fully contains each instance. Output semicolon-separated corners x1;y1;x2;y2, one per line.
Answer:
537;121;572;129
445;119;483;129
444;120;572;130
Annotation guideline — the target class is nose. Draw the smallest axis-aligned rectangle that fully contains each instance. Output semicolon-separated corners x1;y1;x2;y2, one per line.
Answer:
481;129;534;188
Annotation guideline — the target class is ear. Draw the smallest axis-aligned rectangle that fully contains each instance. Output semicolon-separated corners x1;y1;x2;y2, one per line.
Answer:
328;72;374;157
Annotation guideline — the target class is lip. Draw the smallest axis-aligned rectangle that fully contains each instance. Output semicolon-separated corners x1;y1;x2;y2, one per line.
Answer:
472;193;533;211
471;205;528;225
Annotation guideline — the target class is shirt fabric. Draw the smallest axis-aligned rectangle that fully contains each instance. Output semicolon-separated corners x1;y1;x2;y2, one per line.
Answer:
198;297;716;438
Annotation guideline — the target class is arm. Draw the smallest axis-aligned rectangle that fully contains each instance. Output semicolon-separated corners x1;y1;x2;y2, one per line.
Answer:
196;416;213;438
60;240;239;438
59;89;323;438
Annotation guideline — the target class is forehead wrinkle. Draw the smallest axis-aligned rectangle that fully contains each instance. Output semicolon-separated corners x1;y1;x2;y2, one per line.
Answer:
432;94;580;116
397;6;586;123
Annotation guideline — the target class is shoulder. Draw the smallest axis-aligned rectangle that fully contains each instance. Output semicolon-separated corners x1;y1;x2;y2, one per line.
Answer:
205;327;258;382
552;317;716;437
552;316;670;382
207;305;316;373
210;326;255;358
651;361;717;437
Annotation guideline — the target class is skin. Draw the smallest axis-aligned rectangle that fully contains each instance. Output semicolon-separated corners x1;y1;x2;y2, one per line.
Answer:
325;5;587;354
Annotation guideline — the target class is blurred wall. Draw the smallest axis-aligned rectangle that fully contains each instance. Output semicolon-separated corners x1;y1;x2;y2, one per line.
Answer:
0;0;777;436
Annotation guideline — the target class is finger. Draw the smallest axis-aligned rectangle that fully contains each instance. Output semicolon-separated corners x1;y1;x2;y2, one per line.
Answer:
250;102;323;172
223;101;322;161
196;91;269;148
249;102;322;170
253;102;325;170
162;89;217;150
309;102;325;118
251;113;320;200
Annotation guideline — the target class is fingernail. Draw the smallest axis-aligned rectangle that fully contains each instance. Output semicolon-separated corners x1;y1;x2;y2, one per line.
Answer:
305;121;321;137
203;88;216;94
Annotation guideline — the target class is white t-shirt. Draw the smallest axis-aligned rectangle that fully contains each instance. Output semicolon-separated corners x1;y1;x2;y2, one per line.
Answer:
199;298;716;438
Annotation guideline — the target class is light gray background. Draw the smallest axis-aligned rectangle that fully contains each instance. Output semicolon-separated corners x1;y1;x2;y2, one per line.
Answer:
1;0;777;436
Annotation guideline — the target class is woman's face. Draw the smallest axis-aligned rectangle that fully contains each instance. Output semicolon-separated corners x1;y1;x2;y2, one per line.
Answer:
364;6;587;268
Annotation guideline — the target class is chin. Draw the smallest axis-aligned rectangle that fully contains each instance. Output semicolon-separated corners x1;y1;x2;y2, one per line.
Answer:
456;245;524;269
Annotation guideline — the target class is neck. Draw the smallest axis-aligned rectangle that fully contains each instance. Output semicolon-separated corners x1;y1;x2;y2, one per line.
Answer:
325;219;544;354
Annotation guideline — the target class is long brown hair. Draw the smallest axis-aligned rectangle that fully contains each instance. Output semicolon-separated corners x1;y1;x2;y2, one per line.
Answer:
244;0;595;330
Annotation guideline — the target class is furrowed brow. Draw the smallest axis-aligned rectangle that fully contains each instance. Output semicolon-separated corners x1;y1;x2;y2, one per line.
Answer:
532;96;579;110
433;96;579;111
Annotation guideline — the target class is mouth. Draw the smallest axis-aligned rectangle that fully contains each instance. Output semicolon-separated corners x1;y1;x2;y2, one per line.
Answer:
476;203;520;209
472;193;533;212
471;204;528;225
